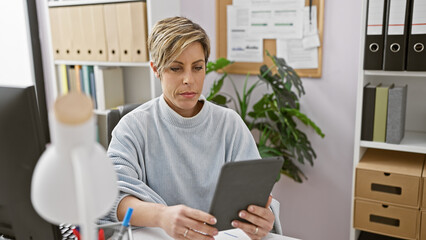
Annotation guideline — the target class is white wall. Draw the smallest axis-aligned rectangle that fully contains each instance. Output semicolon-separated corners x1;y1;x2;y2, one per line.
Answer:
181;1;362;239
0;0;35;87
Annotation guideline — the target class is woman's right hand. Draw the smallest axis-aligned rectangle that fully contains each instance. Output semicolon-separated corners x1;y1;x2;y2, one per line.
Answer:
159;204;218;240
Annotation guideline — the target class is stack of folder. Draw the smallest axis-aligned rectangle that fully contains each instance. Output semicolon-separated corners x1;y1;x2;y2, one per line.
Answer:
49;2;148;62
363;0;426;71
361;83;408;144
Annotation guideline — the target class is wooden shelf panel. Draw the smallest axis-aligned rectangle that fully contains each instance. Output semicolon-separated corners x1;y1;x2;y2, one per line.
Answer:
360;131;426;154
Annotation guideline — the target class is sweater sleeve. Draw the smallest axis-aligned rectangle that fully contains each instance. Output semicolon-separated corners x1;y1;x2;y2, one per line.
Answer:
229;110;261;161
102;115;167;223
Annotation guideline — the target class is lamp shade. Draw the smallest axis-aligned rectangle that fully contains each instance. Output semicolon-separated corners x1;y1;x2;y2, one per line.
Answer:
31;92;118;240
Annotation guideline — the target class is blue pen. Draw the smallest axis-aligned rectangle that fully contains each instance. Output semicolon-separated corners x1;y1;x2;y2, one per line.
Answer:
116;208;133;240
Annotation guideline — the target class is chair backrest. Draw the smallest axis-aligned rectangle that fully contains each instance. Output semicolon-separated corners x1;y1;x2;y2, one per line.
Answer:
106;103;141;146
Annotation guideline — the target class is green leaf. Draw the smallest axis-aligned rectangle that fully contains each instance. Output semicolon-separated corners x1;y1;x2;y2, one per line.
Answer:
206;73;226;101
209;94;227;105
206;58;233;74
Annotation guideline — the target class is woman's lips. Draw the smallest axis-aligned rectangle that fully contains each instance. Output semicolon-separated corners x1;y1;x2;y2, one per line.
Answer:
180;92;197;98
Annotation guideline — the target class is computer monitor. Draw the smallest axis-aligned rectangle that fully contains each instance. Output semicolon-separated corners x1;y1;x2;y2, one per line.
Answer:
0;85;61;239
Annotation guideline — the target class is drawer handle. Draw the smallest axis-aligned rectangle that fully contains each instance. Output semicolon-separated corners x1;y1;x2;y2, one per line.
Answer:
370;214;400;227
371;183;401;195
384;172;390;176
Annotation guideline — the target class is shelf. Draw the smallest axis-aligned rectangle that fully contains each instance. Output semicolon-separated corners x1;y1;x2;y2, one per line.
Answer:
48;0;143;7
364;70;426;77
360;131;426;154
93;109;109;115
54;60;150;67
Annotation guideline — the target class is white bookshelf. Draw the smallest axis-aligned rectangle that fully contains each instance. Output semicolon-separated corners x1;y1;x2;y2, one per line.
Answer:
349;0;426;239
360;131;426;154
54;60;150;67
36;0;181;110
48;0;142;7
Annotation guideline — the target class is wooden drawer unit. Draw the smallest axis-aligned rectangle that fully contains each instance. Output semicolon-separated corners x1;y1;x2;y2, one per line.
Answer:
354;199;420;240
355;149;425;208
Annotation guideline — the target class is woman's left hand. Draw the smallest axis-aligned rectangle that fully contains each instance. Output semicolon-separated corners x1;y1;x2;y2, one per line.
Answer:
231;195;275;240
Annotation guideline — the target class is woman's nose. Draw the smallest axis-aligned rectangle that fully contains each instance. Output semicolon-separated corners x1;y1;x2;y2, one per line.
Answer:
182;71;194;85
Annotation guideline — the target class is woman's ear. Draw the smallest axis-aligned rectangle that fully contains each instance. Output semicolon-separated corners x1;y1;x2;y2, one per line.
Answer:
150;62;160;79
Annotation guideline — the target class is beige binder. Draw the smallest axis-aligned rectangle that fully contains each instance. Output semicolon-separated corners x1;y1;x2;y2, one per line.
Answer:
129;2;148;62
116;2;133;62
57;7;73;60
79;6;92;61
116;2;148;62
68;6;88;60
103;4;121;62
91;5;108;61
81;5;107;61
49;7;63;60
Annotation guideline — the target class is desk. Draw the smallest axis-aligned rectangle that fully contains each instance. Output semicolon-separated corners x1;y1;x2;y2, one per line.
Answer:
131;227;300;240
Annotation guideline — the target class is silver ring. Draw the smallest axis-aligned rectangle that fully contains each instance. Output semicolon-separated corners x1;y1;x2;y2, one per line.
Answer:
390;43;400;53
184;228;189;237
369;43;379;53
414;43;424;53
254;227;259;235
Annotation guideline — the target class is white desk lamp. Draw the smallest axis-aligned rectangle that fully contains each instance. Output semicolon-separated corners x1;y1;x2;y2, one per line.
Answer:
31;92;118;240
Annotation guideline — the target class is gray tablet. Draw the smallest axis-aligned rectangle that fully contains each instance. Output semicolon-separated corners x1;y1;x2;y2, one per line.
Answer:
208;157;284;231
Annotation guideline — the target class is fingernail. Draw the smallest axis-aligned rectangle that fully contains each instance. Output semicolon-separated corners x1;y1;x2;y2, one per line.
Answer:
239;211;245;218
211;217;217;224
232;221;238;227
213;230;218;236
248;206;254;212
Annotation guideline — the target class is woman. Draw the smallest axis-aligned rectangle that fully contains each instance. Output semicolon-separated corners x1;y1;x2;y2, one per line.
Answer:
105;16;280;240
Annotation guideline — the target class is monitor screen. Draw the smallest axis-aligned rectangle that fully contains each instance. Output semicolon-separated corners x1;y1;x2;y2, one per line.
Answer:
0;85;61;239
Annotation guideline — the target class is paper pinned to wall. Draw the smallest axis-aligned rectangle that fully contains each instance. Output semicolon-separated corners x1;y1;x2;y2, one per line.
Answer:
249;6;274;38
277;39;318;69
302;6;320;49
272;5;303;39
227;5;263;62
227;0;320;63
276;5;320;68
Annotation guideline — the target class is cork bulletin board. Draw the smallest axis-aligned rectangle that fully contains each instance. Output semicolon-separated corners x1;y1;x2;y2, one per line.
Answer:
216;0;324;78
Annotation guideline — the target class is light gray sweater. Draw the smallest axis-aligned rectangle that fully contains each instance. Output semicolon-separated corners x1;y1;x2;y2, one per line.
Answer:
104;95;282;234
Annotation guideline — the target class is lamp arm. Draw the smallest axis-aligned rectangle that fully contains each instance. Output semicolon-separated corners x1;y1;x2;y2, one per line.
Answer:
72;146;97;240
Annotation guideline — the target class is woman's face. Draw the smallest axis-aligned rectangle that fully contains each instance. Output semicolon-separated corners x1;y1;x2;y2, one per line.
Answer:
154;42;206;117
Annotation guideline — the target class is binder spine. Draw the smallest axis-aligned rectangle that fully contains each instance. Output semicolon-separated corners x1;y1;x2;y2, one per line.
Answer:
406;0;426;71
361;83;377;141
364;0;388;70
383;0;412;71
386;85;407;144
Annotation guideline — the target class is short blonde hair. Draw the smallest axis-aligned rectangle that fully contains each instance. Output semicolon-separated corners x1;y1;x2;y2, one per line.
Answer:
148;16;210;75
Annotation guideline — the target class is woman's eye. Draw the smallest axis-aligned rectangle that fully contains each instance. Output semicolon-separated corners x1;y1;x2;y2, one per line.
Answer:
170;67;181;72
194;66;204;71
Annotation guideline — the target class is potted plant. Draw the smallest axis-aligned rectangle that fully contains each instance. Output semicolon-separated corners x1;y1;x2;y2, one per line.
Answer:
206;53;325;183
